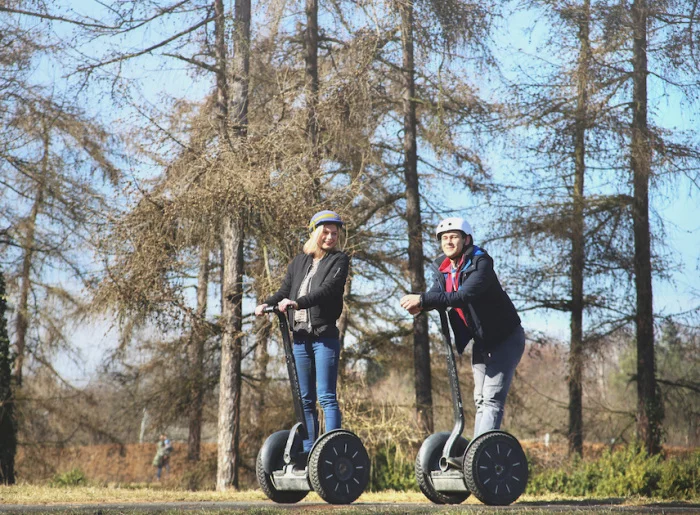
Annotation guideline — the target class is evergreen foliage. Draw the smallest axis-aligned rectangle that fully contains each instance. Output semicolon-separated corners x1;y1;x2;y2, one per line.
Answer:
369;444;417;492
527;443;700;499
49;468;87;488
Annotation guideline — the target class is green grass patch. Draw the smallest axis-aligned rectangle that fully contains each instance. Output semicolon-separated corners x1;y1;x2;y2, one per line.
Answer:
48;469;88;488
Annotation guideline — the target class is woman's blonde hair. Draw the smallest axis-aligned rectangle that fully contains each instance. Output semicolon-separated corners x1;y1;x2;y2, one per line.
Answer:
303;223;342;257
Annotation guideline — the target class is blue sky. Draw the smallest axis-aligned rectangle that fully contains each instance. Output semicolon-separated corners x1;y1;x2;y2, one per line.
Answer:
27;0;699;381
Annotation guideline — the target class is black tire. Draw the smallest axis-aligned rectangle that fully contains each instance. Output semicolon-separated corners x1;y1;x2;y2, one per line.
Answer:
414;432;470;505
256;433;309;504
308;430;369;504
463;431;528;506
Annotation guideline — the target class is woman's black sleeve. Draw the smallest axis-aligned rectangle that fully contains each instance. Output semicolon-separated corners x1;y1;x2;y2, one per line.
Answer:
295;253;349;309
263;256;296;306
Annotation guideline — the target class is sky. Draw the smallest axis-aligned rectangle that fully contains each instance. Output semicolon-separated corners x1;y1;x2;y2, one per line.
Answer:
17;0;699;383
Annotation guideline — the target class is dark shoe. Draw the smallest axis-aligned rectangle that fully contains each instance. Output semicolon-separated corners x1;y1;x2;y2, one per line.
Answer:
292;451;309;473
297;451;309;465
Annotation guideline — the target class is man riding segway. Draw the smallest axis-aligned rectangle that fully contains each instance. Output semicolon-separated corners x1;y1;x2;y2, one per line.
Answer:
401;217;528;505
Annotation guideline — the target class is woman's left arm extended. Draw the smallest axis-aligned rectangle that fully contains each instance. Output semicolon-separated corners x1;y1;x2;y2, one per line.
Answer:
295;253;349;309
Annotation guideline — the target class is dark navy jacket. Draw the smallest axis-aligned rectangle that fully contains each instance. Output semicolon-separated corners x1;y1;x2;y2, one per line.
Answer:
421;245;521;355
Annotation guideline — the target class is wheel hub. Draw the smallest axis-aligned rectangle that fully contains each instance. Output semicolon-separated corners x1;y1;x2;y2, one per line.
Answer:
335;456;354;481
308;431;370;504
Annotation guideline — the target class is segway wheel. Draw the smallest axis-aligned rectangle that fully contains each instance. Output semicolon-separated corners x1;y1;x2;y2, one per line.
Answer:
463;431;528;506
256;433;309;504
308;430;370;504
415;432;470;504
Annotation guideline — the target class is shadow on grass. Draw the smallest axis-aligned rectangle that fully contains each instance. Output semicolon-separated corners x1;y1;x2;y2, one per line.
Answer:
520;498;700;509
520;498;626;506
644;501;700;509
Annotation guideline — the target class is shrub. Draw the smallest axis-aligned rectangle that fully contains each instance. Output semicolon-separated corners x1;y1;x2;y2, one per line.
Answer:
179;456;217;491
657;451;700;499
49;468;87;487
527;443;699;499
369;444;417;492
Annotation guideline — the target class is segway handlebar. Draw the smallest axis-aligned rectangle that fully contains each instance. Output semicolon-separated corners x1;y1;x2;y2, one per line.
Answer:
263;305;279;314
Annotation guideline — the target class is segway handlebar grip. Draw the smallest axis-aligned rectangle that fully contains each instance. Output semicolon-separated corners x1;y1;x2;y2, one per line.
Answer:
263;305;278;314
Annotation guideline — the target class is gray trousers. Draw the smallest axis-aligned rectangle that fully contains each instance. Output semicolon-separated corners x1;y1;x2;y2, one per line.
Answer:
472;325;525;438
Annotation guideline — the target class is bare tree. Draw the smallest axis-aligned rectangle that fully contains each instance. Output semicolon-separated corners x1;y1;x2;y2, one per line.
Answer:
0;270;16;485
187;244;210;462
217;0;251;490
1;93;118;389
397;0;433;435
305;0;321;197
630;0;662;455
569;0;592;458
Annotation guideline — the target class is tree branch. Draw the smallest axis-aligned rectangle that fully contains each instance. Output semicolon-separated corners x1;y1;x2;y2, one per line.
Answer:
75;16;216;73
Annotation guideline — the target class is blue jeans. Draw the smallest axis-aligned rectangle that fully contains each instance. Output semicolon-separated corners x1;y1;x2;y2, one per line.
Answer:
293;337;341;452
472;325;525;438
155;457;170;480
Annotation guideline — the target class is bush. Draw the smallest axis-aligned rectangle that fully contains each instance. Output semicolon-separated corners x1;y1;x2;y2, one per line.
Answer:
49;468;87;487
178;456;217;491
369;444;417;492
527;443;699;499
657;451;700;499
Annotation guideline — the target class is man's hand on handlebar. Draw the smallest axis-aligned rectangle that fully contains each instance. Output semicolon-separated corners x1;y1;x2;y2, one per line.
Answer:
400;294;422;315
254;304;268;316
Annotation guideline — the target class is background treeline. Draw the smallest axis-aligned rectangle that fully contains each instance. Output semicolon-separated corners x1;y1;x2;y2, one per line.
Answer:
0;0;698;492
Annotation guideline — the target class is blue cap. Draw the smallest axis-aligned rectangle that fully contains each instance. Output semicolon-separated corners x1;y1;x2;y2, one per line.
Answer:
309;210;344;232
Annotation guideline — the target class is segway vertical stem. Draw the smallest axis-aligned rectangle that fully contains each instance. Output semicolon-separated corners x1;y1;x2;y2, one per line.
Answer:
264;306;307;461
438;309;466;471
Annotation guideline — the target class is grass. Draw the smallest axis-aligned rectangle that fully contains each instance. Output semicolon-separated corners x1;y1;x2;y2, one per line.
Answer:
1;484;698;507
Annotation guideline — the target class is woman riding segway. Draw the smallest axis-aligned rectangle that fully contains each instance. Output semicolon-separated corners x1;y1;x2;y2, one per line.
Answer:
254;210;369;504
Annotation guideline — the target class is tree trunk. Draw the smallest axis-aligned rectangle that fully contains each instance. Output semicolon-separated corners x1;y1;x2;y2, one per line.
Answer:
215;0;250;491
337;273;352;385
399;0;433;435
305;0;321;197
231;0;251;138
0;270;17;485
568;0;591;458
251;293;270;445
630;0;662;455
217;218;245;490
14;125;48;388
188;245;209;462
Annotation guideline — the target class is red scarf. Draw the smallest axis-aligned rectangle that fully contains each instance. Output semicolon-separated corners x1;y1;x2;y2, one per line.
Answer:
439;254;468;326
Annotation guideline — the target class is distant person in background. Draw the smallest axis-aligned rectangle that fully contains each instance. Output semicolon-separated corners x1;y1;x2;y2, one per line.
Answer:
152;434;173;480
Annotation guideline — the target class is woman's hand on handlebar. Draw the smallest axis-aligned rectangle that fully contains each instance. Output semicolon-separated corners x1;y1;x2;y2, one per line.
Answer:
277;298;298;313
254;304;268;316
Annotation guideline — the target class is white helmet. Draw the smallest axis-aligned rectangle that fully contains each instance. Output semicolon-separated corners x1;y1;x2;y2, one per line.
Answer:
435;217;473;241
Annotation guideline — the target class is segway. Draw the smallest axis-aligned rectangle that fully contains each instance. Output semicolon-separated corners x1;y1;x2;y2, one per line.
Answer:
256;306;370;504
415;309;528;505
